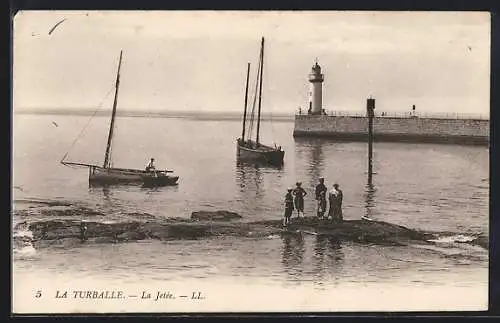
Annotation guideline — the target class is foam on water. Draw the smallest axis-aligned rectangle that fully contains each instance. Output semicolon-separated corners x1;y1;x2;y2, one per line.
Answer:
428;234;477;244
13;229;33;239
14;245;37;259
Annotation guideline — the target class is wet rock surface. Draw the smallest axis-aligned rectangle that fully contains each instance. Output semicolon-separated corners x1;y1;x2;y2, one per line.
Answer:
191;210;242;221
470;233;489;249
14;209;458;249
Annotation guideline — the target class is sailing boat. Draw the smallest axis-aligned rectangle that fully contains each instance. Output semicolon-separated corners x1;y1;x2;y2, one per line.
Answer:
236;37;285;166
61;50;179;186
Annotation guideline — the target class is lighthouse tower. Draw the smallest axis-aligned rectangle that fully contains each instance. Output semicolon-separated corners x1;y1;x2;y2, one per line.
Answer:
308;60;324;115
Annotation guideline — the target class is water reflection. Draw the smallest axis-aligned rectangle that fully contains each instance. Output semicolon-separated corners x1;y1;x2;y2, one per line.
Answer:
307;139;325;184
314;235;344;261
364;181;377;219
140;185;179;195
294;138;326;186
281;233;305;279
235;161;264;192
312;235;344;282
89;185;112;202
235;161;266;210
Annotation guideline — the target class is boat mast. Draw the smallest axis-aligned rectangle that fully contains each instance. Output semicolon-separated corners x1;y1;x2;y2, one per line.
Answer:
103;50;123;169
256;37;264;146
241;62;251;141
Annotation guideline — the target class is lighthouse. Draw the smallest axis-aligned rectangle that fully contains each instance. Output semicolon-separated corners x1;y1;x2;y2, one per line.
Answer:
308;60;324;115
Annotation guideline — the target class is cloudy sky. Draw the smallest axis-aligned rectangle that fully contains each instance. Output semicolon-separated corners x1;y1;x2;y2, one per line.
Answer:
13;11;490;115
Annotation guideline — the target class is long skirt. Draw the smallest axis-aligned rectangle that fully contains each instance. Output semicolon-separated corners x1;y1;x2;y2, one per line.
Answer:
333;205;343;221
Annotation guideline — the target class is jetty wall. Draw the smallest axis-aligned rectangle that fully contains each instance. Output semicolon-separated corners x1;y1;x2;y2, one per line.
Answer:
293;115;489;145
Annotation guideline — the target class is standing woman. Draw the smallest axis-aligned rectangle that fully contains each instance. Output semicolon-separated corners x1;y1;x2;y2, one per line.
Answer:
293;182;307;217
328;184;338;221
333;184;343;222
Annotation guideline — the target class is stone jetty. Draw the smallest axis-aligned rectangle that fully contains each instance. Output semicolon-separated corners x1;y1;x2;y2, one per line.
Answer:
13;208;456;248
13;204;488;249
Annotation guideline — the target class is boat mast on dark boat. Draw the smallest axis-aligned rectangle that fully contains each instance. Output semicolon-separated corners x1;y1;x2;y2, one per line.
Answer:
60;50;179;186
236;37;285;166
241;62;251;142
102;50;122;170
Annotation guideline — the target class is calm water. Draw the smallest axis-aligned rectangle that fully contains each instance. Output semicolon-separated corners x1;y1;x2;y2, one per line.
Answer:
12;113;489;312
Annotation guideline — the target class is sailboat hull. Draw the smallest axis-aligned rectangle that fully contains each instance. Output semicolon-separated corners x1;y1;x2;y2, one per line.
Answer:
88;166;178;185
236;139;284;166
141;174;180;187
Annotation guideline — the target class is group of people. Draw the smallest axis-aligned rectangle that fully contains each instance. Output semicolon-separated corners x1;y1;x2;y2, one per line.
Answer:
283;178;343;226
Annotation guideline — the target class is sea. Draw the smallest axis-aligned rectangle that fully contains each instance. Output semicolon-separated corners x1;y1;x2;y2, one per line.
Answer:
12;113;489;313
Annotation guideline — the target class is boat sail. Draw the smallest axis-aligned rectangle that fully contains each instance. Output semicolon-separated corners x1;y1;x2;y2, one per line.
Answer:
61;50;179;186
236;37;285;166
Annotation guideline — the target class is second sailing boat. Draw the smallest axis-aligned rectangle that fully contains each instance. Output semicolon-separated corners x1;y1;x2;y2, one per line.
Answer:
61;50;179;186
236;37;285;166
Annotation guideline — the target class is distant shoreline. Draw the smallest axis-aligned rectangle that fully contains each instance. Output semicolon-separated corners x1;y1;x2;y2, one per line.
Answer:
13;108;296;122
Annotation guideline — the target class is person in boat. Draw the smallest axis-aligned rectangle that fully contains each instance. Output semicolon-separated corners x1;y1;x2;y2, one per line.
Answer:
315;178;327;218
292;182;307;217
145;158;156;172
283;188;294;227
328;183;343;222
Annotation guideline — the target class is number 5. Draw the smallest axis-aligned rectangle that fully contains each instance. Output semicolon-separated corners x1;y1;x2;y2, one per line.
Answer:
35;290;42;298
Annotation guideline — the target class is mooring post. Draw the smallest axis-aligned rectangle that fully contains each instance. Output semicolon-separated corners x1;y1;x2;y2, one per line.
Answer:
367;97;375;183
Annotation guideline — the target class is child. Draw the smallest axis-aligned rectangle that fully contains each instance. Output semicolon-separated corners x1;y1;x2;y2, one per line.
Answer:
283;188;294;226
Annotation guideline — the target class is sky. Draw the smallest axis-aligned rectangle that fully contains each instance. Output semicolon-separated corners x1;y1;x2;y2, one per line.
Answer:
13;11;490;115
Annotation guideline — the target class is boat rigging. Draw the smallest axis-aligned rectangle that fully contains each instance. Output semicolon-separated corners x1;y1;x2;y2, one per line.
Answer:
236;37;285;167
60;50;179;187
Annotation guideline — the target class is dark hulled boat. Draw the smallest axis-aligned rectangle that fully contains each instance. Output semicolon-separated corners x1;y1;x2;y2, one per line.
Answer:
141;171;179;187
61;50;179;186
236;139;285;166
236;37;284;166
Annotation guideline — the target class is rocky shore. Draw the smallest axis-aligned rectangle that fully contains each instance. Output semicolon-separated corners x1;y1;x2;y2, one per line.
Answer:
12;205;488;250
14;208;470;248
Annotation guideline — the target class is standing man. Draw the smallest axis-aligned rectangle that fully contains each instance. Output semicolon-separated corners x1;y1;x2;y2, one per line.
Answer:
293;182;307;217
283;188;294;226
146;158;156;172
315;178;327;218
332;183;343;222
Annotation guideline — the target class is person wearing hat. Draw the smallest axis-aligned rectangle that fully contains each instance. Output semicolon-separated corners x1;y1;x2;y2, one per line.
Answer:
328;183;343;222
283;188;294;226
145;158;156;172
315;178;327;218
292;182;307;217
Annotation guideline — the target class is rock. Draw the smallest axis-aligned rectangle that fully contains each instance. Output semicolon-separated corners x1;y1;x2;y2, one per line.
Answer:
116;231;147;242
92;237;118;244
470;234;488;249
40;207;104;217
22;215;475;249
191;210;242;221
